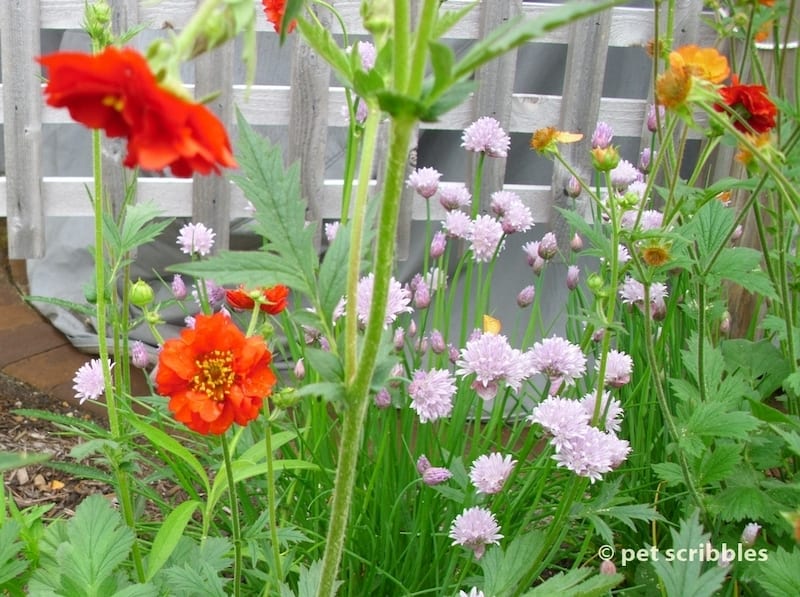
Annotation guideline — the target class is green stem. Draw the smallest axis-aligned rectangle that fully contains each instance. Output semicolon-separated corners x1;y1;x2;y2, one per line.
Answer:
316;116;417;597
344;103;382;384
263;399;284;586
221;433;242;597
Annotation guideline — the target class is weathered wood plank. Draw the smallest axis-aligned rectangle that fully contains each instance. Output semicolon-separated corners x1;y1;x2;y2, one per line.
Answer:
1;0;44;258
192;22;234;252
550;9;612;243
1;177;554;223
466;0;522;213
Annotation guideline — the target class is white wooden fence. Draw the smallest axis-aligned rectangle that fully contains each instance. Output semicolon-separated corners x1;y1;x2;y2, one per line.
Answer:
1;0;714;260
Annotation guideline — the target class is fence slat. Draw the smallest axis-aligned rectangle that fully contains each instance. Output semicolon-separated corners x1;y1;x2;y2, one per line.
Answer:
192;24;234;252
467;0;522;212
1;0;44;259
550;10;612;244
287;5;331;250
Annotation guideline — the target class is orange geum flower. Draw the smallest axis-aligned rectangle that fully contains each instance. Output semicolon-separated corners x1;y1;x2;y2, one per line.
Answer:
530;127;583;154
225;284;290;315
656;52;692;109
155;312;276;435
674;45;730;84
262;0;296;34
38;46;237;177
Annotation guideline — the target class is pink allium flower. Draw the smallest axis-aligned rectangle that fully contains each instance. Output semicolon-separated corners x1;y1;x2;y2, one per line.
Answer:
537;232;558;260
580;390;624;433
599;349;633;388
355;40;376;71
374;387;392;409
570;233;583;252
417;455;452;485
456;333;530;400
528;336;587;392
566;265;580;291
489;190;519;216
528;396;591;452
621;209;664;231
177;222;215;256
192;279;226;309
408;368;457;423
430;329;446;354
393;327;405;350
626;180;648;202
591;121;614;149
639;147;653;173
647;103;665;132
469;452;516;494
449;506;503;559
522;241;540;266
407;167;442;199
171;274;187;300
413;279;431;309
600;560;617;575
438;183;472;211
619;277;668;306
461;117;511;158
130;340;149;369
567;175;582;198
73;358;111;405
294;358;305;380
610;159;641;191
425;266;447;292
356;273;413;327
617;244;631;264
517;285;535;308
469;215;505;262
324;221;340;242
430;230;447;259
444;210;472;239
552;425;630;483
741;522;761;547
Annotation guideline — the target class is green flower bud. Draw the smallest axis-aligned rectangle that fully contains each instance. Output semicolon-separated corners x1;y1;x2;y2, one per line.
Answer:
586;273;605;294
84;0;113;47
260;320;275;342
129;279;155;307
591;146;620;172
272;387;301;410
361;0;393;38
83;280;98;304
618;191;640;210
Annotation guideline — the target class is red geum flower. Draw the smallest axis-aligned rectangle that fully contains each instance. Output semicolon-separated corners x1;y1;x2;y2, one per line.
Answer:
38;46;236;177
225;284;290;315
715;75;777;134
155;312;276;435
262;0;297;34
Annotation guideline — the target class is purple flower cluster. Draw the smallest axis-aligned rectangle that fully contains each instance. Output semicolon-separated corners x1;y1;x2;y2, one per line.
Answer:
449;506;503;559
456;331;531;400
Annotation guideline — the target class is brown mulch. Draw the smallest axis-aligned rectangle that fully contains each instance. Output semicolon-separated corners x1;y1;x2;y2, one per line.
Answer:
0;372;114;519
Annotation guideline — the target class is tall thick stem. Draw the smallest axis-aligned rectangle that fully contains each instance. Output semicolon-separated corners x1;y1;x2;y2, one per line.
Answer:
317;117;416;597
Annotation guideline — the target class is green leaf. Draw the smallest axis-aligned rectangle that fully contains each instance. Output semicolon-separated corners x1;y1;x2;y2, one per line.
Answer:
711;247;778;299
172;250;311;295
127;416;210;496
427;40;455;100
0;451;50;473
755;547;800;596
686;402;760;442
297;559;342;597
722;339;791;399
713;483;779;522
0;521;28;586
697;443;742;486
682;198;734;270
317;221;351;324
60;494;134;595
295;18;352;85
481;532;545;596
649;510;728;597
453;0;625;81
520;567;623;597
146;500;200;582
111;584;159;597
304;347;344;382
294;382;346;404
651;462;685;487
420;80;477;122
118;201;171;254
432;1;478;39
24;294;96;317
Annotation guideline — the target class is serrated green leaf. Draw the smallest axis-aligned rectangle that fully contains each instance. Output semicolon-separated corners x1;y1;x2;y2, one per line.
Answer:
713;484;778;521
61;494;134;594
784;371;800;398
118;201;170;254
421;79;477;122
650;510;727;597
294;18;352;85
304;347;344;382
427;40;455;99
294;382;345;404
755;547;800;596
686;402;760;441
146;500;200;582
0;451;50;473
652;462;686;486
521;567;623;597
111;583;159;597
0;521;28;585
722;339;791;399
711;247;778;299
555;207;611;257
481;532;545;596
683;199;734;269
433;1;478;39
748;398;795;425
697;443;742;486
171;250;311;295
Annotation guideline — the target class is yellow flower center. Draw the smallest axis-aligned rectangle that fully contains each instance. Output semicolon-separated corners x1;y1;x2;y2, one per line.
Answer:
102;95;125;112
193;350;235;401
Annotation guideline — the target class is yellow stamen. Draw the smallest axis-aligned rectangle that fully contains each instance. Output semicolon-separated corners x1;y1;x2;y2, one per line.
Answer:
192;350;235;401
